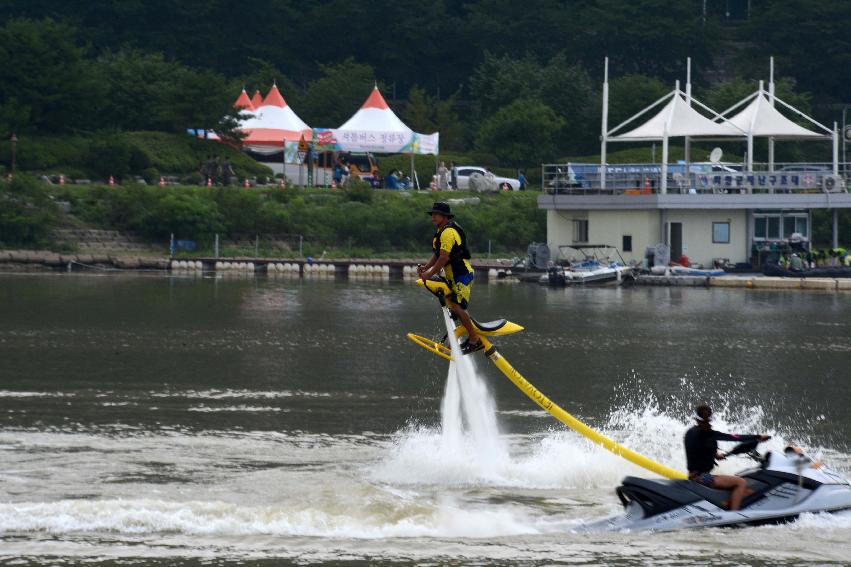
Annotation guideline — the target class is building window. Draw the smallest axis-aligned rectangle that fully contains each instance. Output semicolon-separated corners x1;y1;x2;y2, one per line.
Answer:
712;222;730;244
754;213;808;241
767;216;780;239
574;219;588;243
622;235;632;252
754;217;766;239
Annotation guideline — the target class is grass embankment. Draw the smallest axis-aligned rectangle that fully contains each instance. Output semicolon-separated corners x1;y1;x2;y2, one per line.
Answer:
0;132;272;183
1;175;545;259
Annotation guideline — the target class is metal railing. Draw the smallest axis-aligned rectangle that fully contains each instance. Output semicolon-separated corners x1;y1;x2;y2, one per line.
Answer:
541;162;849;196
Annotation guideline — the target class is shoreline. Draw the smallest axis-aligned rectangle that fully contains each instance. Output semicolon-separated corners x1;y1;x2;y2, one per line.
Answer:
1;250;850;291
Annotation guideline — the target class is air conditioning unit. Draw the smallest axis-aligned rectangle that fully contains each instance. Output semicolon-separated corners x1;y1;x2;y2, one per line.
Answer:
821;174;846;193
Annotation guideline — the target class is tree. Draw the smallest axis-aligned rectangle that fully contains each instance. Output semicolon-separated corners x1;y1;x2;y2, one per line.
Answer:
300;59;378;127
475;98;564;167
605;74;670;132
743;0;851;102
470;52;542;118
434;90;466;151
401;87;435;134
0;18;99;133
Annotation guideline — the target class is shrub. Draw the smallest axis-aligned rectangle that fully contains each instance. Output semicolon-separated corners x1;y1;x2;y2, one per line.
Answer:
344;177;373;203
141;167;160;184
180;172;204;185
88;134;132;178
0;175;57;246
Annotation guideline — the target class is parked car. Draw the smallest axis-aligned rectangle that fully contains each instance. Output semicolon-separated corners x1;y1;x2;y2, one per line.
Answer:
451;166;520;191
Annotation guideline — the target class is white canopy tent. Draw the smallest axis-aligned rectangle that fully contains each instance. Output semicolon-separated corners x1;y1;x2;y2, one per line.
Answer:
599;57;840;193
601;58;744;193
715;65;837;175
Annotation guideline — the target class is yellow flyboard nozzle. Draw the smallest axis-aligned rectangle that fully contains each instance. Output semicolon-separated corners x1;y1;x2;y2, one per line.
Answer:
407;332;453;361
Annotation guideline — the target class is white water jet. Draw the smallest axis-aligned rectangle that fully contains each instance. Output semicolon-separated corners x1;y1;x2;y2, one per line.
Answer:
439;309;508;470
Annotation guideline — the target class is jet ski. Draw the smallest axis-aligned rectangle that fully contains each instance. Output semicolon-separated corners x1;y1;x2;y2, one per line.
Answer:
584;446;851;531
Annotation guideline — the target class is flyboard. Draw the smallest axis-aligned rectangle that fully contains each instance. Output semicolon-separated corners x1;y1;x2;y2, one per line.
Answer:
407;278;687;480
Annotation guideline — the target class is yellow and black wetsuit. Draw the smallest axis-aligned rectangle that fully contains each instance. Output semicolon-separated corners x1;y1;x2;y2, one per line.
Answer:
432;222;474;308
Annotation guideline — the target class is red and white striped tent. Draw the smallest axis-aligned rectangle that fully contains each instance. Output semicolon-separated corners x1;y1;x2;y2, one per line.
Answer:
235;84;312;154
233;88;254;111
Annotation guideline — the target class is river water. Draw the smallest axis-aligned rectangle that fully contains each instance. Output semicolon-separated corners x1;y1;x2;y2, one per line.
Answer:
1;272;850;565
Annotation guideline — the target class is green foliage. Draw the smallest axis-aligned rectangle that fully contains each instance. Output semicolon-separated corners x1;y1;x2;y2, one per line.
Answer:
88;134;132;178
743;1;851;102
344;177;373;203
605;74;670;131
144;188;224;243
470;52;596;155
401;87;436;134
0;132;272;180
0;175;57;246
300;59;378;126
476;99;565;167
0;18;99;134
52;183;544;254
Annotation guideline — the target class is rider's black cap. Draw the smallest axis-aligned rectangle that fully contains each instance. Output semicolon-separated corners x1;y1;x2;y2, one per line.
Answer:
426;202;454;219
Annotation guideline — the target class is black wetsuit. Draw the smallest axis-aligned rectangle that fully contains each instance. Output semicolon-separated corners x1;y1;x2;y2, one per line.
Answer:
684;426;761;475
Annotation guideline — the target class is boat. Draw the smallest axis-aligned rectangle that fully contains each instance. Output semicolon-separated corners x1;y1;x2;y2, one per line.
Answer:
582;446;851;531
541;245;635;286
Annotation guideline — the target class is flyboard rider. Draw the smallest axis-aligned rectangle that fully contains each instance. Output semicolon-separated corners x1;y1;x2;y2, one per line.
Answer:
417;202;482;355
685;405;771;510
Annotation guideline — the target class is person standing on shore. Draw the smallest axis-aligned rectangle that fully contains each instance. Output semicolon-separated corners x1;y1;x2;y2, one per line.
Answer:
437;161;449;190
418;202;482;354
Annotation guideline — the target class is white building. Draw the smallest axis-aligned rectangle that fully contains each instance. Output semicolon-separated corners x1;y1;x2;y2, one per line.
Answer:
539;58;850;268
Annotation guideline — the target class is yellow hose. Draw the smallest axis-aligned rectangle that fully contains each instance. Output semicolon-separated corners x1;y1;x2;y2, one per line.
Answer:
405;329;686;480
479;336;687;480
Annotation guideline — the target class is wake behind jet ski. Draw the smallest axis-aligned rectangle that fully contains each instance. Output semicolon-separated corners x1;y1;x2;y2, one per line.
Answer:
584;445;851;531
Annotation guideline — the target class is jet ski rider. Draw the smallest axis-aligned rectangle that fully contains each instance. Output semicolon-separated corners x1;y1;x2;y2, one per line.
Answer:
418;202;482;354
684;405;771;511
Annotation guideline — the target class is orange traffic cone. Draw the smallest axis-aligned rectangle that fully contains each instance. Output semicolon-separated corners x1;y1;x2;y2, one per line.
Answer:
108;175;115;187
159;176;166;187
